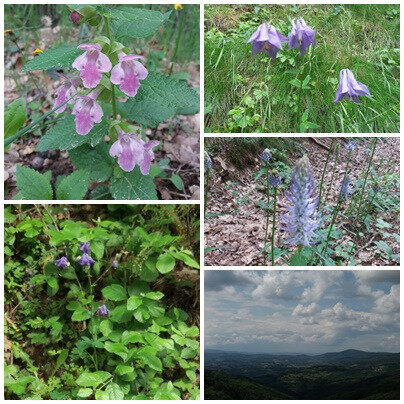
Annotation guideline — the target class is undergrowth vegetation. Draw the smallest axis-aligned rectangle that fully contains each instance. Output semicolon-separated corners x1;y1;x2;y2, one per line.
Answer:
5;204;200;399
204;5;400;133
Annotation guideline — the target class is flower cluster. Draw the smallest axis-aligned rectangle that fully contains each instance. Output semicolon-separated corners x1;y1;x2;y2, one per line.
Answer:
78;242;96;266
282;156;321;247
204;152;213;170
334;69;371;104
341;176;355;199
260;148;272;162
53;43;157;174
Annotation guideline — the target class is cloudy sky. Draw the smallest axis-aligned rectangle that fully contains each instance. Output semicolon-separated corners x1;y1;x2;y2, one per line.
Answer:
205;270;400;354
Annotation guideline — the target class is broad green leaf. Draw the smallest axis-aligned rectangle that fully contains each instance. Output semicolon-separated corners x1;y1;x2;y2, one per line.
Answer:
115;365;134;375
56;170;90;200
46;276;58;289
16;166;53;200
185;325;199;338
117;72;199;128
289;251;308;266
181;347;198;359
186;369;196;382
109;167;157;200
170;174;184;190
156;253;175;274
36;115;109;152
107;8;171;39
99;319;113;337
76;371;110;388
77;388;93;398
145;291;164;301
71;308;92;321
5;98;27;138
140;353;162;372
95;390;109;400
140;259;159;282
105;382;125;400
69;142;114;182
104;341;128;361
22;44;82;72
127;295;143;310
121;330;144;345
109;304;132;323
102;284;127;301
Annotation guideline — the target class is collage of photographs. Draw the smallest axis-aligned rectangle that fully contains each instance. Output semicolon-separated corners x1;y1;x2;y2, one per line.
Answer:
2;1;400;402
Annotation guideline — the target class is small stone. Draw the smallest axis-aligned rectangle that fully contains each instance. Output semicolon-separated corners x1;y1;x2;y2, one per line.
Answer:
32;156;44;169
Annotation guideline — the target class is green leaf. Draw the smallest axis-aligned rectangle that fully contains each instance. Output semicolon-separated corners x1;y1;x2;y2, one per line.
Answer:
127;295;143;310
105;382;125;400
115;365;134;376
71;308;92;321
5;98;27;138
289;78;301;88
140;354;162;372
156;253;175;274
76;371;111;388
36;115;109;152
107;7;171;39
145;291;164;300
22;44;82;72
99;319;113;337
181;347;198;359
104;341;128;361
117;72;199;128
170;174;184;190
56;170;90;200
109;167;157;200
102;284;127;301
289;251;308;266
69;142;114;182
77;388;93;398
16;166;53;200
53;349;69;375
109;305;132;323
95;390;110;400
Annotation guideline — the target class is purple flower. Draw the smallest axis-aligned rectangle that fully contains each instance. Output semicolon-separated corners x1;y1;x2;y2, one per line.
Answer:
72;43;112;89
55;256;69;269
79;242;91;254
204;152;212;170
247;22;287;61
334;69;371;104
78;253;96;266
70;11;81;24
341;176;354;199
72;90;103;135
282;156;320;247
112;260;118;268
268;173;282;188
110;53;148;97
109;131;159;174
260;148;272;162
96;304;109;317
345;141;357;152
288;18;316;56
53;75;81;113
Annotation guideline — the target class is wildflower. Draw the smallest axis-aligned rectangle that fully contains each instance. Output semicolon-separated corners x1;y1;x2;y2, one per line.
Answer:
334;68;371;104
4;29;13;36
341;176;354;199
288;18;316;56
345;141;357;151
78;253;96;266
72;90;103;135
96;304;109;317
204;152;212;170
109;130;159;174
72;43;112;89
268;173;282;188
53;75;81;113
79;242;91;254
247;22;287;60
110;53;148;97
55;256;69;269
70;11;81;24
260;148;272;162
32;48;43;55
174;4;183;10
282;156;321;247
112;260;118;268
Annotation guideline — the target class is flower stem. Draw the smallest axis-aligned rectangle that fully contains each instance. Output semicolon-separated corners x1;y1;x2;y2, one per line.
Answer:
204;168;210;216
318;138;335;208
104;16;117;120
263;162;270;265
169;5;187;75
324;143;340;205
271;186;277;266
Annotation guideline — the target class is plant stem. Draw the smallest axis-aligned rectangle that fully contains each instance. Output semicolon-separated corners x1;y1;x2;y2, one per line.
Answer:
169;5;187;75
324;143;340;205
104;15;117;120
263;162;270;265
271;186;277;266
318;139;335;207
204;168;210;216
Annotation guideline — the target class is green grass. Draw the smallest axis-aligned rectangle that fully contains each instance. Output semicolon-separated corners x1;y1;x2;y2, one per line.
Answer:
204;4;400;133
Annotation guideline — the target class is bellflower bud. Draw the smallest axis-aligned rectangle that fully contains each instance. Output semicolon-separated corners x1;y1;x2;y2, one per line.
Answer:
55;256;69;269
260;148;272;162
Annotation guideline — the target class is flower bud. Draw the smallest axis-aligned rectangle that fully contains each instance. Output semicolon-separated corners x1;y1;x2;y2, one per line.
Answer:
70;11;81;24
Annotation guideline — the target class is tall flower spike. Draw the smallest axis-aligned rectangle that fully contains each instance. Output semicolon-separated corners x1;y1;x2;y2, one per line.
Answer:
260;148;272;162
110;53;148;97
53;75;81;113
109;130;159;174
247;22;287;61
288;18;316;56
204;152;212;170
334;69;371;104
341;176;354;199
282;156;321;247
72;43;112;89
72;90;103;135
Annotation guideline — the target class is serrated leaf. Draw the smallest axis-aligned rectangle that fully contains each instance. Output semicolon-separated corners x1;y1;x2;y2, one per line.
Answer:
77;388;93;398
22;44;82;72
16;166;53;200
5;98;27;138
99;319;113;337
55;170;90;200
76;371;111;388
109;167;157;200
36;115;109;152
107;8;171;39
105;382;125;400
139;352;162;371
156;253;175;274
102;284;127;301
115;365;134;375
104;341;128;361
69;142;114;182
109;304;132;323
117;72;199;128
71;308;92;321
127;295;143;310
95;390;109;400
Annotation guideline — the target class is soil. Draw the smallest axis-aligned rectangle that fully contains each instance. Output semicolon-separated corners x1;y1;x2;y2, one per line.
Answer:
204;137;400;266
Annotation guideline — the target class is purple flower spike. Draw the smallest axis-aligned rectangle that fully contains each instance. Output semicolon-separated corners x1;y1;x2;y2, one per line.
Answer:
109;131;159;174
247;22;287;61
55;256;69;269
79;242;91;254
288;18;316;56
110;53;148;97
334;69;371;104
260;148;272;162
282;156;321;247
72;90;103;135
96;304;109;317
204;152;212;170
345;141;357;152
72;43;112;89
53;75;81;114
112;260;118;268
341;176;354;200
268;174;282;188
78;253;96;266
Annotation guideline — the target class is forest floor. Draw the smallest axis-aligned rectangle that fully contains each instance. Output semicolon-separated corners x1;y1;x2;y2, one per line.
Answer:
204;137;400;266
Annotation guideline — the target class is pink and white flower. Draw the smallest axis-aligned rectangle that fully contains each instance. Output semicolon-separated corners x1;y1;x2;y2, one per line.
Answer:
72;43;112;89
53;75;81;113
110;53;148;97
109;130;159;174
72;90;103;135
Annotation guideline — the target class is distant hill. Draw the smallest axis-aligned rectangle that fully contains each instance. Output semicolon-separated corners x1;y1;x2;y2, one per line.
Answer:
205;349;400;400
